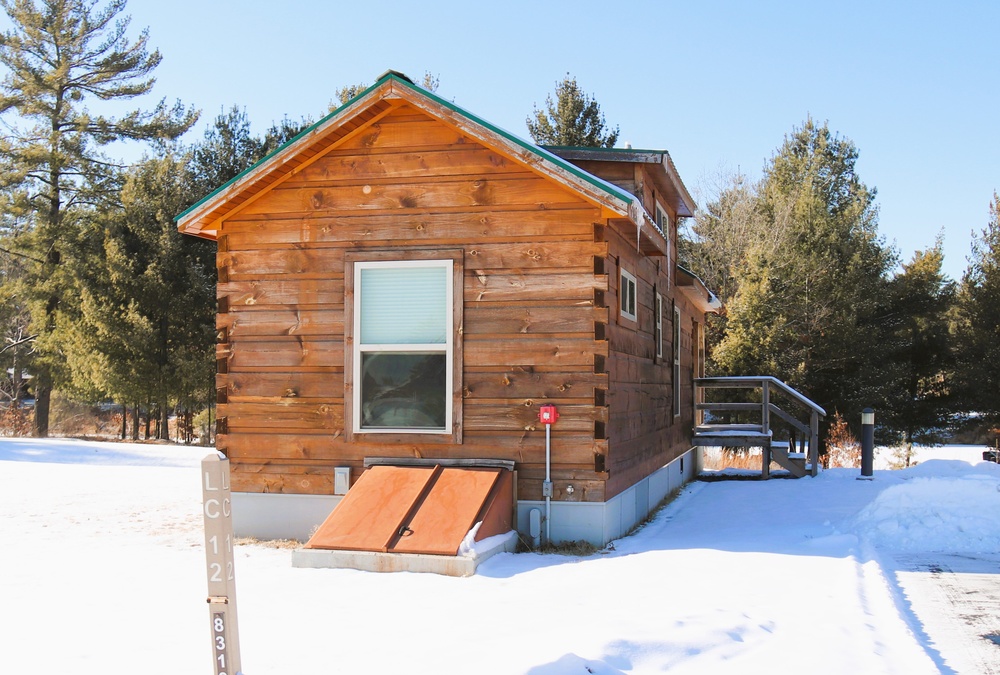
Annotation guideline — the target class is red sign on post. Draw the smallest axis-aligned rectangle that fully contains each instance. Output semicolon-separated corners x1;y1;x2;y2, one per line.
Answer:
539;404;559;425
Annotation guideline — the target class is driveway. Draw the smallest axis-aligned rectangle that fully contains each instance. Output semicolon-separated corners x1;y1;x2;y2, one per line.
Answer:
890;552;1000;674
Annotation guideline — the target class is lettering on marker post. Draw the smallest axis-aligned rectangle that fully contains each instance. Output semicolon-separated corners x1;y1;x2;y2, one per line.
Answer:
202;453;242;675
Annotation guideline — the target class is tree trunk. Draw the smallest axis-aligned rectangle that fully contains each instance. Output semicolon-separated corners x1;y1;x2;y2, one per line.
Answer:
144;399;151;440
159;402;169;441
120;403;127;440
131;404;139;441
32;374;51;438
32;131;62;440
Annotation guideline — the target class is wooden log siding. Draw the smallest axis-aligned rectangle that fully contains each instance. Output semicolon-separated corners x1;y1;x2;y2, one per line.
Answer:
600;215;697;502
236;177;587;218
215;105;613;497
221;208;599;249
218;431;606;465
212;105;701;504
217;309;343;338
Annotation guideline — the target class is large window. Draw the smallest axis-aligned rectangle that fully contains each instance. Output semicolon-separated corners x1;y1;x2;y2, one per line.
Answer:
350;257;456;435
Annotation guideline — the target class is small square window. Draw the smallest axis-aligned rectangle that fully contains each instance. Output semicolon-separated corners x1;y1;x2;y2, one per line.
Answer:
656;204;673;289
655;204;670;234
620;269;637;323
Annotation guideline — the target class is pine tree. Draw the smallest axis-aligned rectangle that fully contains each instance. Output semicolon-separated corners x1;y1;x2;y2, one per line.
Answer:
331;83;367;109
191;106;312;197
712;119;896;427
260;115;313;157
0;0;197;435
0;237;32;410
65;152;214;439
955;192;1000;426
526;74;619;148
190;107;265;196
679;170;763;306
880;240;957;457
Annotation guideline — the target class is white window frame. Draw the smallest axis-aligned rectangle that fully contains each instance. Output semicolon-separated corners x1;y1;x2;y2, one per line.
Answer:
655;291;663;360
620;268;637;323
655;203;670;234
352;258;453;434
673;305;682;417
656;203;672;289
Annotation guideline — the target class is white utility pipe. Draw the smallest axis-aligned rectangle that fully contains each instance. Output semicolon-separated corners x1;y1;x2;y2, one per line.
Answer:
545;421;551;544
529;508;541;549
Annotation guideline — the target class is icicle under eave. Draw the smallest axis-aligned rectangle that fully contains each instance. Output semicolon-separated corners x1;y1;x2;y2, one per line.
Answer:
627;200;658;254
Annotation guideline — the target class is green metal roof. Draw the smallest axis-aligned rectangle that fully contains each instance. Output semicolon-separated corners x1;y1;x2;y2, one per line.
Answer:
542;145;670;155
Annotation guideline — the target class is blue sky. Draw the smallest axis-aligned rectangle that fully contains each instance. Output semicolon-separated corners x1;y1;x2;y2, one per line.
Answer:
84;1;1000;280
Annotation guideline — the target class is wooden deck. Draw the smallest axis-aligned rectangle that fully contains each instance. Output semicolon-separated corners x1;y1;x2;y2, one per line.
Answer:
692;377;826;478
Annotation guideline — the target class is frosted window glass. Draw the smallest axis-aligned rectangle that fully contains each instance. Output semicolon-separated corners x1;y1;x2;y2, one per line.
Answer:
360;266;447;344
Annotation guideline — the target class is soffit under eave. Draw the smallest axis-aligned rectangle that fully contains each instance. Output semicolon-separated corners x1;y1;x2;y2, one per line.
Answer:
662;154;696;218
676;268;723;314
677;285;715;314
543;147;697;221
645;160;695;220
608;212;668;257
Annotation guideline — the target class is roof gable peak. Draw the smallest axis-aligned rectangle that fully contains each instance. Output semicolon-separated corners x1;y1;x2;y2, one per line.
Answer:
177;70;655;240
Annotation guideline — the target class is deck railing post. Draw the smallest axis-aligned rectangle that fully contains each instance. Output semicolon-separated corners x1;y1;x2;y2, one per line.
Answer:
809;411;819;476
761;379;770;435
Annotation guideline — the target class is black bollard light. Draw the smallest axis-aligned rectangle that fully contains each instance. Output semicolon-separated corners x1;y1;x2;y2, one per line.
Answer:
859;407;874;480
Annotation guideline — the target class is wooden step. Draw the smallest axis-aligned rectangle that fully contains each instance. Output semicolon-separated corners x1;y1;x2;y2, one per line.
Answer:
770;443;807;478
695;423;766;433
693;424;771;449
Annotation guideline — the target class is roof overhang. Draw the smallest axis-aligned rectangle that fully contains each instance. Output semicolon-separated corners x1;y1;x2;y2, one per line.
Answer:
177;71;650;241
543;146;697;219
676;265;723;314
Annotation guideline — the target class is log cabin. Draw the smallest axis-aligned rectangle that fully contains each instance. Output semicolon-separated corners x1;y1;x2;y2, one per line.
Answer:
177;70;721;557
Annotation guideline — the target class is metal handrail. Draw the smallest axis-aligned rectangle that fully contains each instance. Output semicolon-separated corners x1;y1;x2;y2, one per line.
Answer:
695;376;826;417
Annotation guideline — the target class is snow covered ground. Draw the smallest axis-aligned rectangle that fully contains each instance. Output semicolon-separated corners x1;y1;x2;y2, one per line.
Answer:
1;438;999;674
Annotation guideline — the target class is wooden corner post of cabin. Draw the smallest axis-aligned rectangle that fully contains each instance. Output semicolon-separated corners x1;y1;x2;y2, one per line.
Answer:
202;453;242;675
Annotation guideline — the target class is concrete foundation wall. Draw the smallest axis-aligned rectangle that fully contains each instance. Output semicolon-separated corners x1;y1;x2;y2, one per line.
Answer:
232;492;342;542
516;447;700;547
232;447;701;547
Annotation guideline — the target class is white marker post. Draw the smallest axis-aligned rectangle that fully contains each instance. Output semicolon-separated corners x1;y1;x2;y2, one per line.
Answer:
202;453;242;675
